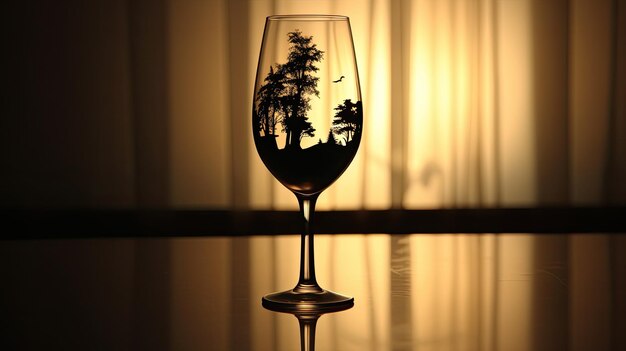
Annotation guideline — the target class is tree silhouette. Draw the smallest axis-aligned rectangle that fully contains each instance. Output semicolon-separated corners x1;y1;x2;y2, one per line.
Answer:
256;65;286;138
326;128;338;145
255;30;324;150
332;99;362;144
281;30;324;149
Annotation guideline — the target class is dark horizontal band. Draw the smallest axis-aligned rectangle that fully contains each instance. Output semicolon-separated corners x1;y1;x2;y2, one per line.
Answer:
2;207;625;239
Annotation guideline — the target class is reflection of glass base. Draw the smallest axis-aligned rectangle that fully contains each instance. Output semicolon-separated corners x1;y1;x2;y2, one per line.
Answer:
262;289;354;313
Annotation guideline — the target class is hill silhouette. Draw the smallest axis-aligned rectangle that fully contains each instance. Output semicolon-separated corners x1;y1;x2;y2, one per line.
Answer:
256;136;360;194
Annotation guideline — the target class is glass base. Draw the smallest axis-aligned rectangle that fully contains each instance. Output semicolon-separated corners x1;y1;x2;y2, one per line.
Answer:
262;288;354;313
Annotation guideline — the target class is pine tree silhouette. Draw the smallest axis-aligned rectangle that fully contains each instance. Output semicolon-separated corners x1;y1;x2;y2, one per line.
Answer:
332;99;362;144
326;128;338;145
255;30;324;150
282;30;324;149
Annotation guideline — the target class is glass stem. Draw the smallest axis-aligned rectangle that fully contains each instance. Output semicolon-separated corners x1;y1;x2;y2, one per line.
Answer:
294;193;323;293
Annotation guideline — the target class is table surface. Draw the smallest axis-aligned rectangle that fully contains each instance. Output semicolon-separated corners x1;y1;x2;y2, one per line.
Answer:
1;233;625;351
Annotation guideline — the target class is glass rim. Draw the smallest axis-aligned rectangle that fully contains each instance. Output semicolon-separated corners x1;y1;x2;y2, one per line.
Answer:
267;14;349;22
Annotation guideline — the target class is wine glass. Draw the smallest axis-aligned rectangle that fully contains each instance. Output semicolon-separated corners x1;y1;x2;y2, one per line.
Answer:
252;15;362;310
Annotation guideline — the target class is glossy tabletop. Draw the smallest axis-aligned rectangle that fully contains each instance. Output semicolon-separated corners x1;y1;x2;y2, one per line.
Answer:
1;233;625;351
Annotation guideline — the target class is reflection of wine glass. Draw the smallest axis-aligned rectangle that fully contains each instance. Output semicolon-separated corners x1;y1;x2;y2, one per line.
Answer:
253;15;362;310
263;300;353;351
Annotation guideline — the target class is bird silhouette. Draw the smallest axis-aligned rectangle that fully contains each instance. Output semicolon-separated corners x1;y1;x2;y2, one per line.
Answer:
332;75;345;83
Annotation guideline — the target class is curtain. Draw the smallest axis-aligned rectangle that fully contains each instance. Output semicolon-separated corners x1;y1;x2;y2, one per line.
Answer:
3;0;624;209
157;0;626;210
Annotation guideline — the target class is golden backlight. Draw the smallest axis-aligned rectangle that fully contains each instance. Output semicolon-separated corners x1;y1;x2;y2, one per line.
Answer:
165;0;620;210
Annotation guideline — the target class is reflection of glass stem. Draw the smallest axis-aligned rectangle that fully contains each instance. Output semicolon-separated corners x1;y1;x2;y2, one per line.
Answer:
263;300;352;350
297;314;319;351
